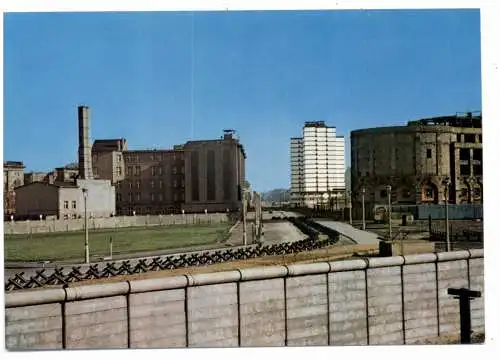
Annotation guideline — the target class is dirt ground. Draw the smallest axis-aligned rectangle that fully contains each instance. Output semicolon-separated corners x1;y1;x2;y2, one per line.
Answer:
63;242;379;288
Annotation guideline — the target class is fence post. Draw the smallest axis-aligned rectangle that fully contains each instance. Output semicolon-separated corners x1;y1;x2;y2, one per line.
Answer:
109;237;113;260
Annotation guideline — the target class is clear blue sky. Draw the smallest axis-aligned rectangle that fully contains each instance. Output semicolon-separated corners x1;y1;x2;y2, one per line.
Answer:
4;9;481;192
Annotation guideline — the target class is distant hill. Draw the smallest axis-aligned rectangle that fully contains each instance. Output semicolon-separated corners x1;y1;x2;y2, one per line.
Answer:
262;188;291;203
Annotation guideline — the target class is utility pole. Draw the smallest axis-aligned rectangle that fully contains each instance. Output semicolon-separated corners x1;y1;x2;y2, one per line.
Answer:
386;185;392;241
361;187;366;231
443;177;451;252
82;188;89;264
348;190;352;225
242;190;247;246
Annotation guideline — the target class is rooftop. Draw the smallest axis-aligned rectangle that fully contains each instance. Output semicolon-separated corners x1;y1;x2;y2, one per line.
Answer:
407;112;482;128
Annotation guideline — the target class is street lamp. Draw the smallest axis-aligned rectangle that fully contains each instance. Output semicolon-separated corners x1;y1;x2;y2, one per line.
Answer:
443;177;451;252
361;187;366;231
82;188;89;264
347;190;352;225
386;185;392;240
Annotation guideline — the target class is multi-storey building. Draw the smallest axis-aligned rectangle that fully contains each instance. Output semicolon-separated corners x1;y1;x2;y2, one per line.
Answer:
92;130;246;215
290;121;345;208
3;161;25;215
350;112;483;212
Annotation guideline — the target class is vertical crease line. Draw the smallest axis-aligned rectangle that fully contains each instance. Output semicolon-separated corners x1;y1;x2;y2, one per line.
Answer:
126;280;131;349
435;258;441;337
61;301;67;349
364;265;370;345
326;272;331;346
184;285;189;348
284;276;288;346
401;263;406;345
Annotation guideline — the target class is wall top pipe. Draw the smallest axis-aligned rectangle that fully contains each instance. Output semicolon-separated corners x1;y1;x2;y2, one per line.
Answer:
5;250;484;308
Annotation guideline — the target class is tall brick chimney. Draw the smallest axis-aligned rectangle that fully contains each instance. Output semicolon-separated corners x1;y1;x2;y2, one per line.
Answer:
78;105;94;180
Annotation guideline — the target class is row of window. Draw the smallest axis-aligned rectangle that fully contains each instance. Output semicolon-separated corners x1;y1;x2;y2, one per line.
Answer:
118;192;185;202
126;165;185;177
120;179;185;190
124;153;184;162
63;201;77;209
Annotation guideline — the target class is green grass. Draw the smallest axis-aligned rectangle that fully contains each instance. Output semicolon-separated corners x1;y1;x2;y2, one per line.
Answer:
4;224;230;262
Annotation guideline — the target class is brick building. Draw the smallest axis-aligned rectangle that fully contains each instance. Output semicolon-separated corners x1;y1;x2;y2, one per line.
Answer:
350;112;483;213
92;130;246;215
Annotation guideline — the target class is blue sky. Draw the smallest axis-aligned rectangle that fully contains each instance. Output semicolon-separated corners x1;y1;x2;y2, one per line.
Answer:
4;9;481;192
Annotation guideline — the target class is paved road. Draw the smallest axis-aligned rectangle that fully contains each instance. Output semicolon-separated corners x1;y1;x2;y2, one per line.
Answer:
314;219;381;245
260;220;308;245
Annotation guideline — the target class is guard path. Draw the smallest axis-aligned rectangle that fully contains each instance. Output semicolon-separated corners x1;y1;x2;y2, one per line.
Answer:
314;219;381;245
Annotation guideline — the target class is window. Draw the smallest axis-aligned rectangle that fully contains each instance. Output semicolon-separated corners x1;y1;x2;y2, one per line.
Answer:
425;188;434;198
128;193;132;202
151;166;156;176
159;193;163;202
117;167;122;176
136;180;140;189
426;149;432;159
473;149;482;161
135;155;139;162
460;164;471;176
150;154;154;161
127;166;132;176
135;166;140;176
117;154;122;162
181;166;185;174
64;201;69;209
151;193;155;202
159;180;163;189
459;149;470;161
180;153;184;161
157;154;162;161
129;181;132;189
117;193;122;202
72;201;76;209
173;193;178;201
181;179;185;187
173;180;178;188
158;166;163;175
136;192;141;201
151;180;155;189
464;134;476;143
380;190;387;198
172;166;177;175
173;153;176;161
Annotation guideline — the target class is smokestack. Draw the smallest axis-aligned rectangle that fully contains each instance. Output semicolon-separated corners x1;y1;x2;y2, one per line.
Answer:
78;105;94;180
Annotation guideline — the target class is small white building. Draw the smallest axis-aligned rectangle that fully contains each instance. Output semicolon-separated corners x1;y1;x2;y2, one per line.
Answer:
15;180;115;219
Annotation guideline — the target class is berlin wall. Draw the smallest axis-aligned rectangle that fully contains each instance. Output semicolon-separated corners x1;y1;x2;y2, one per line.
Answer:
5;249;483;349
3;213;230;235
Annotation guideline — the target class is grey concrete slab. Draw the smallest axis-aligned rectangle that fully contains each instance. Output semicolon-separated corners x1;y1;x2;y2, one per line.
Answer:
314;219;381;245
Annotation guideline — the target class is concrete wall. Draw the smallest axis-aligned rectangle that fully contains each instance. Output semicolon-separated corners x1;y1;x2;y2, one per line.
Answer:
4;213;230;235
5;249;483;349
77;179;116;218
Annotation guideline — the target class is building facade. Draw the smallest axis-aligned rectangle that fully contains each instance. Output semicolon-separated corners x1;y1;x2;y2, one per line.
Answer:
91;130;246;215
290;121;345;207
15;180;115;220
3;161;25;215
350;112;483;213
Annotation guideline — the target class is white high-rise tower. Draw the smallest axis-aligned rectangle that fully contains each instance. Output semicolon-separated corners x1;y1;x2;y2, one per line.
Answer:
290;121;345;207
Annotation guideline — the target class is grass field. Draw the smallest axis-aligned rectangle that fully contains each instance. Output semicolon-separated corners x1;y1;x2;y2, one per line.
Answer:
4;223;231;262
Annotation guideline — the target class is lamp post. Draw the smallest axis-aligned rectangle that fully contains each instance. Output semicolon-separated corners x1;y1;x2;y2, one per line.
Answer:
361;187;366;231
386;185;392;240
347;190;352;225
443;177;451;252
82;188;89;264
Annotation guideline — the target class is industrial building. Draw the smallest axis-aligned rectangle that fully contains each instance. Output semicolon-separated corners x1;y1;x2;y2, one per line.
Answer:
290;121;345;208
350;112;483;214
14;106;116;219
93;130;246;215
